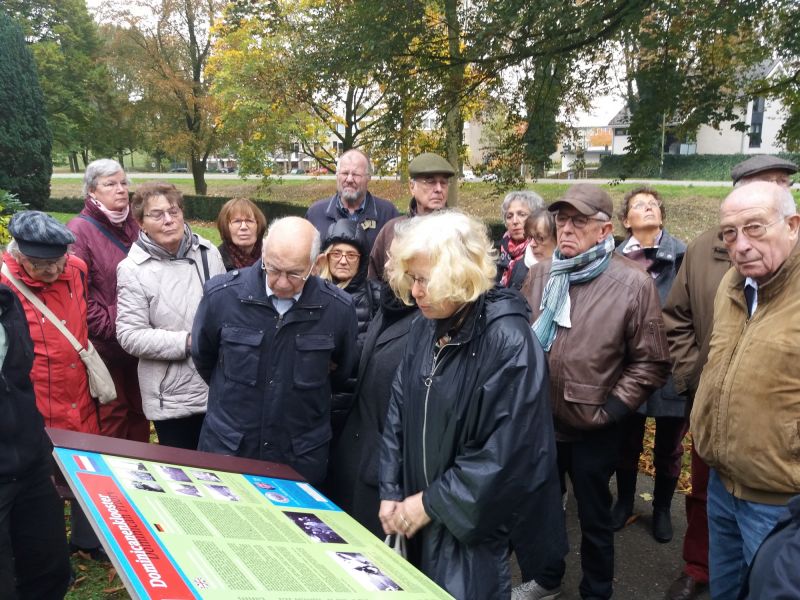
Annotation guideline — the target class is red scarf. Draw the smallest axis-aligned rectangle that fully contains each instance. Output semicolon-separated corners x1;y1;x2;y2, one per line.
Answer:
500;233;531;287
223;239;263;270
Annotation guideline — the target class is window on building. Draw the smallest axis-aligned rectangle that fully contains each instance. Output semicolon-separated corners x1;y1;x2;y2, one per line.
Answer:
749;97;765;148
614;128;628;136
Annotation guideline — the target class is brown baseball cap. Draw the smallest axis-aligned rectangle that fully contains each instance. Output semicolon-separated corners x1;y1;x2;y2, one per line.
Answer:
548;183;613;218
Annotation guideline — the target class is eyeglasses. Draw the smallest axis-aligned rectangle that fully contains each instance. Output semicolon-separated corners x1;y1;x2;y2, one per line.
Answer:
630;200;661;211
144;207;182;221
99;180;129;189
338;171;366;180
504;211;531;222
230;218;256;228
530;234;551;245
262;262;313;282
719;218;785;244
328;250;360;262
414;176;450;188
403;273;429;290
554;213;607;229
23;255;66;272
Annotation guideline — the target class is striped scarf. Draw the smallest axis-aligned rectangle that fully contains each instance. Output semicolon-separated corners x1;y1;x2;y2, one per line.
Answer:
532;235;615;351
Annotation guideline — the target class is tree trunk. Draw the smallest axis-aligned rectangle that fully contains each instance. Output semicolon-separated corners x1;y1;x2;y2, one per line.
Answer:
191;152;207;195
443;0;464;207
69;152;79;173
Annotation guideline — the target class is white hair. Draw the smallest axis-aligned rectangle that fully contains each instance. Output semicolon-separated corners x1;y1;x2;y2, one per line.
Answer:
500;190;545;219
83;159;125;196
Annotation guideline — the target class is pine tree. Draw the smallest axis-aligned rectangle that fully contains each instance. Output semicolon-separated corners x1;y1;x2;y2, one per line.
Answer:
0;10;52;210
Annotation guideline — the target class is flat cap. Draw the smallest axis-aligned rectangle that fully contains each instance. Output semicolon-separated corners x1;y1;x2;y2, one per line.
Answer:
549;183;613;218
9;211;75;258
731;155;798;183
408;153;455;178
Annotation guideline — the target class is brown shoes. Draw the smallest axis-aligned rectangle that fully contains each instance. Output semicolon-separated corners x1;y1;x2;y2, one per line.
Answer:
666;573;708;600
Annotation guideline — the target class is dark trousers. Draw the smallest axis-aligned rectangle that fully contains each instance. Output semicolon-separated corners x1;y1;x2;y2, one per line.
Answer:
153;413;205;450
0;460;71;600
617;413;687;478
510;463;568;589
98;362;149;443
682;441;710;583
557;424;620;600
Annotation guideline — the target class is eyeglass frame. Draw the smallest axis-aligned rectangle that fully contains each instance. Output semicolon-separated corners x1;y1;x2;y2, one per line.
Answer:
327;250;360;263
629;199;662;211
413;175;451;188
143;207;182;222
230;218;257;228
262;261;314;282
18;253;67;272
719;217;786;244
554;212;609;229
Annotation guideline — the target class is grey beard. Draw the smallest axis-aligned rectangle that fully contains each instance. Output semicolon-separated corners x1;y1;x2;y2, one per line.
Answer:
340;189;363;207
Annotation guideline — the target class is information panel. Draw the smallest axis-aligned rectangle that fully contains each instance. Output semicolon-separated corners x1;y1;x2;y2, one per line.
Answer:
54;447;452;600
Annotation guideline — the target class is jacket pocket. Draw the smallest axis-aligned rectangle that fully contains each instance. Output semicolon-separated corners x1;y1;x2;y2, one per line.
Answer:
201;416;244;454
294;333;335;389
562;381;610;429
291;421;332;457
221;326;263;386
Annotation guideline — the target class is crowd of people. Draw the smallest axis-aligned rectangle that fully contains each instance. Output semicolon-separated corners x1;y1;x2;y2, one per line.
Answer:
0;150;798;600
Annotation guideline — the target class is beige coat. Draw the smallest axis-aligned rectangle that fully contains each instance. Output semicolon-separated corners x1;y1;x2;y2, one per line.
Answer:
692;245;800;505
116;236;225;421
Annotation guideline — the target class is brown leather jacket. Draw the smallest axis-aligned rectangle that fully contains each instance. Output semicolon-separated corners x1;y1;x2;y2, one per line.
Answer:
662;228;732;398
522;254;671;438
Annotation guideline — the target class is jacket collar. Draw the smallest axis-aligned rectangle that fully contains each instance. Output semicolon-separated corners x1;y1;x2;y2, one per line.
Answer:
127;234;210;265
324;192;377;221
237;259;326;309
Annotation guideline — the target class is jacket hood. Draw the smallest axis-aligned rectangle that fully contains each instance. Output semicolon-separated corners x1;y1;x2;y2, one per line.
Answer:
321;219;369;258
321;219;369;289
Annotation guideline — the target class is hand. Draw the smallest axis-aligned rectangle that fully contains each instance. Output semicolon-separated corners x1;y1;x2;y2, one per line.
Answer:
394;492;431;539
379;500;400;535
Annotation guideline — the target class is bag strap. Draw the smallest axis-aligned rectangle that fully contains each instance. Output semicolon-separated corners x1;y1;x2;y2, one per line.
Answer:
1;263;85;353
200;245;210;281
79;214;131;254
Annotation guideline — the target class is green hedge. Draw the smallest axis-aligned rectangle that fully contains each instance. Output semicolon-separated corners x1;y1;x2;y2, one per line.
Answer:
45;194;507;242
45;195;309;222
597;153;800;180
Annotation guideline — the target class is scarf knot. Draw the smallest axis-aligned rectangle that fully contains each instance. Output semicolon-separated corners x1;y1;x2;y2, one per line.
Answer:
532;235;615;351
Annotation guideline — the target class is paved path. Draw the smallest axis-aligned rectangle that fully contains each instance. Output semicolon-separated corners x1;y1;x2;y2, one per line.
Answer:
511;473;711;600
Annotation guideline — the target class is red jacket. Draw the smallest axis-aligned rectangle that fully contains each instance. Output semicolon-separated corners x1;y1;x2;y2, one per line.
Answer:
1;251;99;434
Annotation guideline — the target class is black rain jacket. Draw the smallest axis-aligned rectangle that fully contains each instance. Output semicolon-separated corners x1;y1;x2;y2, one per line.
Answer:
380;287;556;599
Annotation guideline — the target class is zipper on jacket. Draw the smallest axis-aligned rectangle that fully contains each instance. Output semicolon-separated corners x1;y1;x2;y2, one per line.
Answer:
422;342;457;487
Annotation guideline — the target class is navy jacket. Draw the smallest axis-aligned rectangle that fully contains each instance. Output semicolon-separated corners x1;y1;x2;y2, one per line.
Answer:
0;285;52;480
192;262;358;485
305;192;399;253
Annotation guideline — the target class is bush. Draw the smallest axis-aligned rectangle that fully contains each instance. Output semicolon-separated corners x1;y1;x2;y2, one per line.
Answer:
597;153;800;181
0;189;28;245
0;13;52;209
44;195;310;223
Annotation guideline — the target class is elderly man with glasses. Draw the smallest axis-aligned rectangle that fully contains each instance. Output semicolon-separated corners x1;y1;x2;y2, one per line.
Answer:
306;149;399;252
688;180;800;600
192;216;358;486
519;184;671;600
368;152;455;281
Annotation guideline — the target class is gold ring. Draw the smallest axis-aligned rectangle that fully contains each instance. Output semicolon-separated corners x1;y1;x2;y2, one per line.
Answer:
400;515;409;528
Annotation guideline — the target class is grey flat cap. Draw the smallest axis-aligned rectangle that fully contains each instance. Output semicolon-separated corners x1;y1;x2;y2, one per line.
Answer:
9;211;75;258
731;155;798;183
549;183;614;218
408;153;456;178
